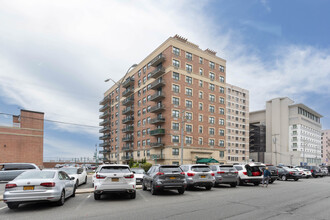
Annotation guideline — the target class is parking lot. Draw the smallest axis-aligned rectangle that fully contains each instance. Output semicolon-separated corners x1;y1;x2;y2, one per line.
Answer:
1;177;330;220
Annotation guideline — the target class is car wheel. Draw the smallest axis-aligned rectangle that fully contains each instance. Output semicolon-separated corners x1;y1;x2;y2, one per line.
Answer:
294;178;299;181
178;187;185;194
230;183;237;187
142;181;147;191
7;202;19;209
205;186;212;190
56;190;65;206
281;175;287;181
71;185;76;197
130;191;136;199
237;178;244;186
94;193;101;200
151;184;157;195
84;176;87;184
253;182;260;186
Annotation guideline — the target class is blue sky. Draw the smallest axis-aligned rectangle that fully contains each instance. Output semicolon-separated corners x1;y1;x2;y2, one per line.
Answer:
0;0;329;159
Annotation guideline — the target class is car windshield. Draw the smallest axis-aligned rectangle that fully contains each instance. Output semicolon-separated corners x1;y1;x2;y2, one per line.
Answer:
191;166;210;172
220;166;236;172
131;169;144;174
234;166;243;171
266;166;276;170
15;171;55;180
159;166;182;173
99;166;130;173
60;168;78;175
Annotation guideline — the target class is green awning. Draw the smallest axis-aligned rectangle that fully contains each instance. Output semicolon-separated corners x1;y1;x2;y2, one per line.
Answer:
196;158;219;164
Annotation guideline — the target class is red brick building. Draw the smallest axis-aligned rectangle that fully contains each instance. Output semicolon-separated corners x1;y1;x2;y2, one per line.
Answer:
0;110;44;166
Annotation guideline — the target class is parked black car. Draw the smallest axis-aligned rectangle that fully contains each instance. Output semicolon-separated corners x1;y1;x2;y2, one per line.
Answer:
143;165;186;195
265;164;278;184
277;167;302;181
303;166;323;178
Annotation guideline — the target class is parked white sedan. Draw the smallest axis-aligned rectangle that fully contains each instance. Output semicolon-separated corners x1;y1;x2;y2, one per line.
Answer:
60;167;87;187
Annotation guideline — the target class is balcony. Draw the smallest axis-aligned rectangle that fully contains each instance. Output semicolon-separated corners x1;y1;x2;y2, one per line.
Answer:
99;119;109;126
150;104;165;113
122;116;134;124
149;142;165;148
150;53;165;67
151;154;165;160
99;103;110;112
99;134;110;140
122;126;134;133
122;144;134;151
150;117;165;124
150;92;165;102
99;150;111;154
99;142;110;148
99;126;110;133
122;96;134;106
99;96;110;105
122;155;134;161
122;106;134;115
99;111;110;119
150;128;165;136
122;77;134;88
150;66;165;79
122;136;134;142
150;78;165;90
122;87;134;97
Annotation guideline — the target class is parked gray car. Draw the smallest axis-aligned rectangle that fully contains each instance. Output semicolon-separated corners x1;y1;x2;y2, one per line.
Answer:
180;164;215;190
0;163;40;181
210;165;238;187
143;165;186;195
3;170;76;209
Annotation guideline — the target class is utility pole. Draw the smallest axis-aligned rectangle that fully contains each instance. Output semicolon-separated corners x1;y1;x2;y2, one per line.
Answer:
272;134;279;166
180;110;185;165
303;139;306;166
95;144;98;165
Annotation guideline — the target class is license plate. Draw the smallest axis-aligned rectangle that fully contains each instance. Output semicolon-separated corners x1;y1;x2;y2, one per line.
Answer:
201;175;206;178
169;177;176;180
112;178;119;182
23;186;34;190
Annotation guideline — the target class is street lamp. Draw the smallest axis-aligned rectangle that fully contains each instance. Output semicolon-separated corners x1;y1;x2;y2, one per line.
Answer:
105;64;137;164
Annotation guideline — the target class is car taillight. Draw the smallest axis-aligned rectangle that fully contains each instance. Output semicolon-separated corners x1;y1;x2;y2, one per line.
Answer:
96;174;106;179
180;172;185;175
5;184;17;189
217;171;225;174
311;170;314;173
243;172;247;175
211;173;215;176
125;174;134;178
187;173;195;177
40;182;56;187
156;172;164;176
289;172;293;175
234;171;238;174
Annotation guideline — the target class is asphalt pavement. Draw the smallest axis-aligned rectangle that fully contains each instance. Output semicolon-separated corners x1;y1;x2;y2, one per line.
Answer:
1;177;330;220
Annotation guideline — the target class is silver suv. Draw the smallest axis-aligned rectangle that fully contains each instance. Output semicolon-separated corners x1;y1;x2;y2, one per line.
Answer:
143;165;186;195
210;165;238;187
180;164;215;190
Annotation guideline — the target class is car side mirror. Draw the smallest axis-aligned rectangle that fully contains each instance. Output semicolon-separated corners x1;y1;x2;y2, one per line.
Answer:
70;177;75;180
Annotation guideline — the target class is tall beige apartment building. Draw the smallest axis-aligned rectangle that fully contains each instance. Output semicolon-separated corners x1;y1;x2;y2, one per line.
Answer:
226;84;249;164
321;129;330;164
99;35;227;165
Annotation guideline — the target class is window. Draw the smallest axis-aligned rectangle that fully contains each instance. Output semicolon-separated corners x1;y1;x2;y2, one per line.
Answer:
137;120;141;127
172;110;179;118
143;87;147;94
142;97;146;104
147;95;151;101
209;83;215;91
219;129;224;136
147;106;151;112
219;65;225;72
186;64;192;72
143;76;146;84
172;84;180;93
137;131;141;137
172;148;179;155
220;108;224;115
147;73;151;80
173;47;180;56
199;68;203;75
172;135;179;143
138;70;141;77
143;66;146;73
209;105;215;113
138;80;141;87
172;97;180;105
219;140;224;147
209;94;215;102
199;80;203;87
186;124;192;132
199;126;203;133
186;76;192;84
186;112;192;120
199;103;203;110
186;52;192;60
199;114;203;122
186;136;192;144
209;72;215;81
186;88;192;96
142;129;146;136
219;76;224;83
173;72;179;80
209;128;215;135
219;151;224;158
199;91;203;99
293;124;297;129
172;122;179;130
173;59;180;68
219;97;224;104
220;87;225;94
209;117;215;124
138;90;141;97
199;57;203;64
142;119;146;125
147;83;151;90
209;61;215;69
186;100;192;108
137;151;140;157
137;110;141;117
209;139;215;146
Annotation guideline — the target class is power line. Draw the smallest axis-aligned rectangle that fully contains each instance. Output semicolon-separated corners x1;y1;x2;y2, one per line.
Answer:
0;112;101;129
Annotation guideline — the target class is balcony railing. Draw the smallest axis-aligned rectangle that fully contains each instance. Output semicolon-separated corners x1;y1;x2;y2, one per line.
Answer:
122;87;134;97
149;142;165;148
150;128;165;136
150;66;165;79
122;96;134;106
122;136;134;142
99;126;110;133
150;92;165;102
99;119;109;126
151;154;165;160
99;142;110;148
99;103;110;112
99;150;111;154
122;77;134;88
122;106;134;115
150;117;165;124
150;53;165;67
150;104;165;113
99;96;110;105
99;134;110;140
99;111;110;119
122;116;134;124
122;144;134;151
122;155;134;161
122;126;134;133
150;78;165;90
